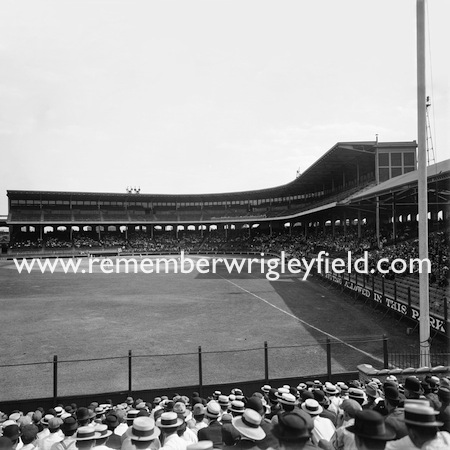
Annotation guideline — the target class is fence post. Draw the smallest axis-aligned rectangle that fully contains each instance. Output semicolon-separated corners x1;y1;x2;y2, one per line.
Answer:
444;298;448;339
198;346;203;398
383;335;389;368
128;350;132;394
264;341;269;383
53;355;58;403
382;277;385;305
326;338;332;379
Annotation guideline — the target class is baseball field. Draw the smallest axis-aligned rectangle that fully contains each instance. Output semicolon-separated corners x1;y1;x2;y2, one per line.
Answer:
0;255;421;401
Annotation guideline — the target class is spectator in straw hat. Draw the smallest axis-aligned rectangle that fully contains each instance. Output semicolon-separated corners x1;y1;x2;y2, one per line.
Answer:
51;416;78;450
122;417;160;450
75;427;101;450
37;416;54;442
223;409;265;450
197;403;222;449
92;425;111;450
20;425;38;450
271;409;314;450
186;405;207;436
383;385;407;440
156;412;185;450
172;404;197;446
324;384;341;417
244;397;275;450
385;401;450;450
38;418;63;450
101;414;121;450
301;399;335;446
346;410;395;450
265;390;281;421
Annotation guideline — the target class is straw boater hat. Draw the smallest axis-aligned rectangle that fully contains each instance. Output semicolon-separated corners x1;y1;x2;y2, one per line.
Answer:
231;409;265;441
76;427;101;441
129;417;160;441
156;412;183;429
204;401;221;419
94;424;112;439
347;411;395;441
261;385;271;394
276;393;297;407
402;402;443;427
218;396;230;408
229;401;245;414
173;402;192;422
301;399;323;416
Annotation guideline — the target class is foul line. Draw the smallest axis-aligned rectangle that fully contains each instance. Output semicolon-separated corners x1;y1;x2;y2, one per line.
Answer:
218;274;385;365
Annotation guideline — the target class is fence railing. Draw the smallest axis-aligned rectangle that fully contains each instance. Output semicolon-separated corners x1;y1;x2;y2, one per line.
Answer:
0;337;390;403
388;352;450;369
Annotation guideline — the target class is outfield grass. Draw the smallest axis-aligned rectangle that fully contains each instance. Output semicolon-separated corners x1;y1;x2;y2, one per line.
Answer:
0;255;422;401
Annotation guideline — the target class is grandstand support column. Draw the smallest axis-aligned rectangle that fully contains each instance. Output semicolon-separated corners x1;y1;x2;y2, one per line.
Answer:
39;224;43;240
125;225;128;241
417;0;430;367
392;193;397;245
376;197;381;249
150;225;154;239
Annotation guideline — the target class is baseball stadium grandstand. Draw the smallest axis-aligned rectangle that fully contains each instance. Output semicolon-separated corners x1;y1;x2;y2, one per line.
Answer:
1;141;450;447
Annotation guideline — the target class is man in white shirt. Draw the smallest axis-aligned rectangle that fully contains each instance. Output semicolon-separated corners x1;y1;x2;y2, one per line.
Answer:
38;418;64;450
301;399;335;446
156;413;186;450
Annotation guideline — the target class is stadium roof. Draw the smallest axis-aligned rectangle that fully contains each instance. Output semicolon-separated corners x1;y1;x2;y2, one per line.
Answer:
7;141;415;202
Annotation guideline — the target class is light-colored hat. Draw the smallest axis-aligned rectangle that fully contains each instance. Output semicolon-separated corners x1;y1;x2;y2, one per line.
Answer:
173;402;192;422
54;407;64;417
231;409;265;441
129;417;160;441
229;401;245;414
324;384;338;395
205;401;221;419
41;414;54;426
218;395;229;407
156;412;183;429
261;385;271;393
276;393;297;406
94;424;112;439
76;427;101;441
126;410;140;423
402;402;444;427
9;413;21;422
301;399;323;416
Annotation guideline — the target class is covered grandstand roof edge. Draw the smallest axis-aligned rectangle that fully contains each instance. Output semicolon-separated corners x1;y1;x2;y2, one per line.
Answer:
6;140;416;202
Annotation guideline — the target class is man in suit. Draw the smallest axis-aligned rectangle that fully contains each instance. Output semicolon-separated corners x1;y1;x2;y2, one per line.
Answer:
197;402;222;449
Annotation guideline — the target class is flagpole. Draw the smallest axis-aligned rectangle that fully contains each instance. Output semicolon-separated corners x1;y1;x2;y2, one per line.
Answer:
417;0;430;367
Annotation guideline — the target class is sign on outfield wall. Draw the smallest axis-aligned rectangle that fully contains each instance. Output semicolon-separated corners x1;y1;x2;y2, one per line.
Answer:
322;272;446;335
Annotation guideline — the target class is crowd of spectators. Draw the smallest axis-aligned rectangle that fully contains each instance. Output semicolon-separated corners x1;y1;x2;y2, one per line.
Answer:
1;374;449;450
6;227;449;288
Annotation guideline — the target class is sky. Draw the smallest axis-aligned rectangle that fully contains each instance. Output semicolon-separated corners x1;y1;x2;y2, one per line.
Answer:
0;0;449;216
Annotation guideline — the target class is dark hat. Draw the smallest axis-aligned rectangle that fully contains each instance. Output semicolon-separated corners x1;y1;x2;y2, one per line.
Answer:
192;404;205;416
313;390;326;405
347;410;395;440
268;388;278;402
76;408;92;422
272;410;313;442
245;397;264;416
62;416;78;433
19;425;38;444
384;385;400;402
2;425;20;442
404;377;424;395
105;413;119;428
402;401;443;427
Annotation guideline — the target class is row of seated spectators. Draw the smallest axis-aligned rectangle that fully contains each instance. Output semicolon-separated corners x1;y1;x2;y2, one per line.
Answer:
0;374;449;450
